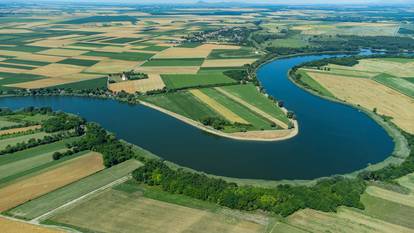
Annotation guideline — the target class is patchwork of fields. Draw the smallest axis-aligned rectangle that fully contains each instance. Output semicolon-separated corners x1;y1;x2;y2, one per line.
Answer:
298;58;414;134
0;9;304;139
0;13;258;91
0;110;147;233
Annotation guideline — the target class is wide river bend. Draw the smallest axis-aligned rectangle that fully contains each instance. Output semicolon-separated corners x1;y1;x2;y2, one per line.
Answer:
0;54;393;180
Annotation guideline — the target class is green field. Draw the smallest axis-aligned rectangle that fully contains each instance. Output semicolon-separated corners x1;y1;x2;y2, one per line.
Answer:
57;58;99;67
69;42;108;48
0;45;48;53
373;73;414;98
221;84;290;124
0;137;79;167
0;72;46;90
200;88;274;131
5;113;52;123
0;63;34;70
0;148;63;180
0;119;19;129
361;193;414;229
141;45;169;51
103;37;140;44
2;59;50;67
296;70;335;98
140;91;221;121
84;51;154;61
207;48;261;59
0;131;49;150
8;159;142;220
161;73;236;89
142;58;204;67
61;15;138;24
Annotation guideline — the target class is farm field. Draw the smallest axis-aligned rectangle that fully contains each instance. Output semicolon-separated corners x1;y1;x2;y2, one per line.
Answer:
373;74;414;98
109;74;165;94
298;58;414;134
200;88;275;130
0;137;79;168
0;125;41;136
1;4;414;233
8;159;142;220
45;187;268;233
0;151;104;212
220;84;290;124
0;8;295;138
287;207;414;233
282;172;414;233
140;91;222;121
161;73;236;90
189;89;249;124
0;217;64;233
0;131;49;150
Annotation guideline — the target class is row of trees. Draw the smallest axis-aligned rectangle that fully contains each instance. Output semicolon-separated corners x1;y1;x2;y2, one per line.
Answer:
200;116;253;132
265;35;414;56
0;131;77;155
52;147;83;160
132;159;366;217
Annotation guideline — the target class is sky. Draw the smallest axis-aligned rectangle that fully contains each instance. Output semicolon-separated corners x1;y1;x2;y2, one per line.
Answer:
15;0;414;4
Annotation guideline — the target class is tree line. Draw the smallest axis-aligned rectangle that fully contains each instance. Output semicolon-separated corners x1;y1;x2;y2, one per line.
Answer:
70;123;135;167
0;131;78;155
132;159;366;217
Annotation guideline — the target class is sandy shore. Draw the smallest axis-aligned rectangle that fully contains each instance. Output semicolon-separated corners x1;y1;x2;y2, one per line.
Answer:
139;101;299;142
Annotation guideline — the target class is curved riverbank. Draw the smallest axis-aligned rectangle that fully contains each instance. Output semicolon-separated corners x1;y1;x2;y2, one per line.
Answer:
140;101;299;142
287;67;410;173
0;54;394;180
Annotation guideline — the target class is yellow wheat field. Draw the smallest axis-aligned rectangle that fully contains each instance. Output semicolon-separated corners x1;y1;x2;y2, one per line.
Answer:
0;125;41;136
202;59;257;67
30;63;85;77
109;74;165;93
307;72;414;133
153;44;240;59
135;66;200;74
38;48;87;57
86;59;141;74
0;217;64;233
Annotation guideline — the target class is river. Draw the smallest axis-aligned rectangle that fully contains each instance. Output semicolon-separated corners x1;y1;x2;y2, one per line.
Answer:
0;54;393;180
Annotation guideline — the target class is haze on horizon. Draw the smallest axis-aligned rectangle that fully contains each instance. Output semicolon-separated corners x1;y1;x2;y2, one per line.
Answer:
10;0;414;5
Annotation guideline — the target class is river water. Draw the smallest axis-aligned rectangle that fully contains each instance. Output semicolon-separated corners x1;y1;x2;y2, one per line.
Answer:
0;54;393;180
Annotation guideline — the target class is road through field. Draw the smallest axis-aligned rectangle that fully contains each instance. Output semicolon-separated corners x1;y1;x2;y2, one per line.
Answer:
31;175;131;223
